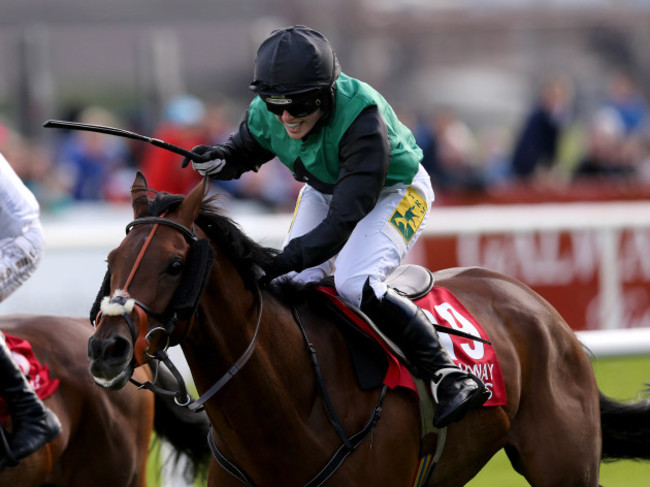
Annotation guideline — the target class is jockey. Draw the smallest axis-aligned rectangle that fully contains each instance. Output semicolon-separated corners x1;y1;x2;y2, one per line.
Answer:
184;25;489;428
0;153;61;469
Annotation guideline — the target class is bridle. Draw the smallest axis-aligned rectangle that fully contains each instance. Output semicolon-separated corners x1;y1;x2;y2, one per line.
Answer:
95;212;383;486
94;214;263;409
95;216;197;362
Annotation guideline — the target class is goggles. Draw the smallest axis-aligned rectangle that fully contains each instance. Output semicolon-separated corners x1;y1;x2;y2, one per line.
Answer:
263;93;323;118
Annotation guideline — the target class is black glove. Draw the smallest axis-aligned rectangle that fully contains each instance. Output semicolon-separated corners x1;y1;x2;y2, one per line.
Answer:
182;145;227;175
258;241;303;287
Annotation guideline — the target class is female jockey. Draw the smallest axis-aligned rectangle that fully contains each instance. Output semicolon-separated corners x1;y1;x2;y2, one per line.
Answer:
0;152;60;469
184;25;489;428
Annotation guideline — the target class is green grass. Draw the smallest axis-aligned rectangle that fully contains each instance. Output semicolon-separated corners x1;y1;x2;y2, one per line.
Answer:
146;438;163;487
467;355;650;486
146;434;206;487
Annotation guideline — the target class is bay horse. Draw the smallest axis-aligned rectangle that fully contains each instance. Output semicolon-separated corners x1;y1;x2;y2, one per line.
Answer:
0;313;209;486
88;171;650;486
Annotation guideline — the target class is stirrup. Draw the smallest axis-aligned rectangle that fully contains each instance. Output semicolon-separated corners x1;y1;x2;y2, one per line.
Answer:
429;367;472;404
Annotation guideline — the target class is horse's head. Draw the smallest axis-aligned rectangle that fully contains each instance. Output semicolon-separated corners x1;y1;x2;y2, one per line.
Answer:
87;171;212;389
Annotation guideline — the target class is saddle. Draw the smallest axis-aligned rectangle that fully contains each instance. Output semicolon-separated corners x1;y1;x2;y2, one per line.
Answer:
385;264;435;300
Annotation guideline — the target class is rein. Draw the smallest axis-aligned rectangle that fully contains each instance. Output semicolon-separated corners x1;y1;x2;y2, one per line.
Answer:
186;285;263;413
134;285;263;412
208;304;387;487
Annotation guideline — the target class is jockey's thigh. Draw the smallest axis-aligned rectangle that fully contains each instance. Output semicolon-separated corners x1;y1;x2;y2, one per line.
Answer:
335;166;433;308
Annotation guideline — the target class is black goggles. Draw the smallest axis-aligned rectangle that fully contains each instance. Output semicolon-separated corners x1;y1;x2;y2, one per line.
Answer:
263;94;323;118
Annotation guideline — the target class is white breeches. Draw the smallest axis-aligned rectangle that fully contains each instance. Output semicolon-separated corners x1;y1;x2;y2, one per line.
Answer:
284;165;434;307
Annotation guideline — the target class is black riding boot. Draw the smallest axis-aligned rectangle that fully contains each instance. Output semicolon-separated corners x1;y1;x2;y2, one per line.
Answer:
0;334;61;469
361;287;490;428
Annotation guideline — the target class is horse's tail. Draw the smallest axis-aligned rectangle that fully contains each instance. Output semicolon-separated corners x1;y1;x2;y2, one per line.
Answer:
600;391;650;461
150;365;211;482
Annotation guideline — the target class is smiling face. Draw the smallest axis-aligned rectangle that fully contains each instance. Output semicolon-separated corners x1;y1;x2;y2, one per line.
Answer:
274;107;324;139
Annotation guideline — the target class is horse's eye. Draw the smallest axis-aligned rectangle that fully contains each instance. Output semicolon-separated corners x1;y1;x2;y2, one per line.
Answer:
167;259;184;276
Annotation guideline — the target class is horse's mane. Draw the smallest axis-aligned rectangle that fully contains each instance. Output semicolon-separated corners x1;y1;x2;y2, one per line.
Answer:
198;197;319;303
136;191;309;302
196;196;277;289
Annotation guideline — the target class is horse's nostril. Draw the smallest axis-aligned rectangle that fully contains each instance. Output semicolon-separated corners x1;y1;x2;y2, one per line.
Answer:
88;336;131;363
106;337;129;361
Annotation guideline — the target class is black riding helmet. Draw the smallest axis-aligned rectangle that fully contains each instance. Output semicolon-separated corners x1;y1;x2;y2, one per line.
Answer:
250;25;341;114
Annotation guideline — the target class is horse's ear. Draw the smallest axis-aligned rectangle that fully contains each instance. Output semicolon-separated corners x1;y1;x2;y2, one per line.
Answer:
176;177;207;226
131;171;149;217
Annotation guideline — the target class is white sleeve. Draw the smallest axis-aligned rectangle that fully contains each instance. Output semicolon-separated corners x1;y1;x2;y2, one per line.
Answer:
0;152;40;239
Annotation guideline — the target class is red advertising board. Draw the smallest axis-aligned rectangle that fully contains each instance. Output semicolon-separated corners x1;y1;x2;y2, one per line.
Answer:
417;229;650;331
414;182;650;331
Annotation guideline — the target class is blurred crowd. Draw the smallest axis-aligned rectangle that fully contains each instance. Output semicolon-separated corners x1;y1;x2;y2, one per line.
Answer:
0;94;303;214
1;68;649;214
412;69;650;203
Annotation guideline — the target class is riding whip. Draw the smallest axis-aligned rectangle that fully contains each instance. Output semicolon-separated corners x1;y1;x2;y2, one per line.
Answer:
43;119;201;167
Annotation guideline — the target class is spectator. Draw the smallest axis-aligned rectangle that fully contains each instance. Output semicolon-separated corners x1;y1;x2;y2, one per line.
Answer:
54;106;131;201
415;108;485;193
510;76;573;181
572;69;649;186
232;161;303;211
200;100;252;202
638;128;650;183
573;107;636;180
602;69;648;136
139;94;207;195
0;122;70;211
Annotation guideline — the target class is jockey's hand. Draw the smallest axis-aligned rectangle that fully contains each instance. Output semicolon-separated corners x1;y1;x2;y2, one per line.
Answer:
258;256;292;287
258;242;303;287
182;145;227;176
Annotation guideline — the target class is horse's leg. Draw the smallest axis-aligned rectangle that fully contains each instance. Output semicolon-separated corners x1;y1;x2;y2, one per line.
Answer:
506;407;600;486
506;354;601;486
351;391;421;487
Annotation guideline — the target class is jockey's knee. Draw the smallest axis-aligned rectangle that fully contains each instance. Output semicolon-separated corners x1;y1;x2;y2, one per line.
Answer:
335;275;385;309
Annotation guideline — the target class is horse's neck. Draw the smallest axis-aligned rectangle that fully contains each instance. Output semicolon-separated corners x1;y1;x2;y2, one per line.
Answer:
183;276;377;483
184;287;311;427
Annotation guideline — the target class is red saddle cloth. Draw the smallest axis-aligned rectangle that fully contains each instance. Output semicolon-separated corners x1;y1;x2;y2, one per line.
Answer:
414;287;507;406
317;286;507;406
0;334;60;424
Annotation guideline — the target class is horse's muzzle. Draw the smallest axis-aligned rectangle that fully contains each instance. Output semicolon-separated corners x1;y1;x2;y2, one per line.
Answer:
87;335;134;389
